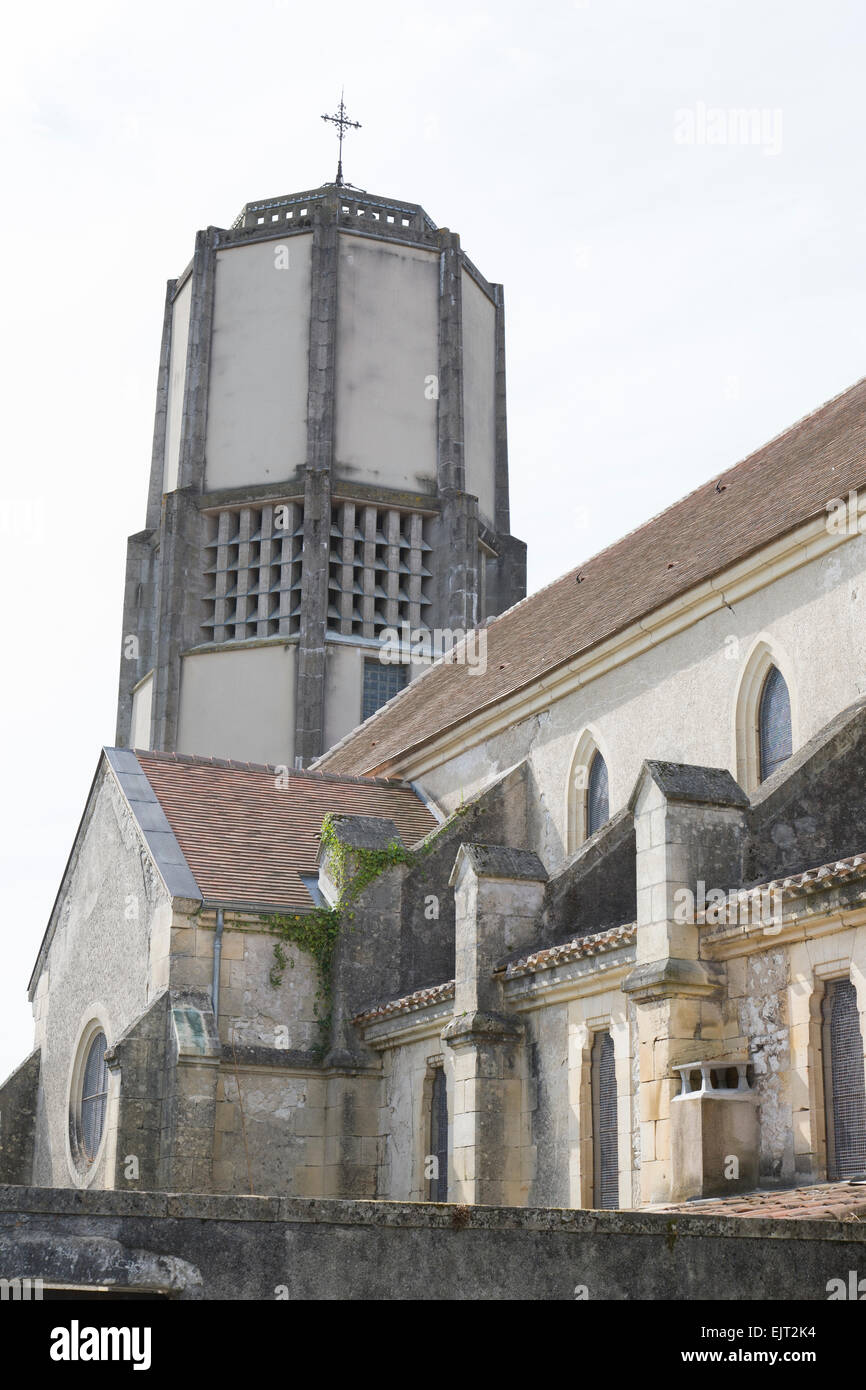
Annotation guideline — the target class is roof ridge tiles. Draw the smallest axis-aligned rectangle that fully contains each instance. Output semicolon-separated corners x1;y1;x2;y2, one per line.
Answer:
129;747;407;787
503;922;638;978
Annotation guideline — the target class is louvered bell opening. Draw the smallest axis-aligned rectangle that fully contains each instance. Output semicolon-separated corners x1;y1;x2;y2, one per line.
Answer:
823;979;866;1179
429;1067;448;1202
592;1030;619;1209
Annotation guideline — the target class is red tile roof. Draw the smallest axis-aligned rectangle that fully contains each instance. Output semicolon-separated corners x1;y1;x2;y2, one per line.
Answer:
504;922;637;978
658;1181;866;1220
353;980;456;1026
701;851;866;933
134;751;437;911
316;376;866;776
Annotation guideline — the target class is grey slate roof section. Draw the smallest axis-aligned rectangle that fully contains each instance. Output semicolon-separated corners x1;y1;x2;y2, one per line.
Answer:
104;747;201;902
320;815;404;853
450;843;548;885
634;761;749;810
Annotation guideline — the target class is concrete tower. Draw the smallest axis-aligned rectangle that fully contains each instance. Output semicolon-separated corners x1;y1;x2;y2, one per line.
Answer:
116;181;526;767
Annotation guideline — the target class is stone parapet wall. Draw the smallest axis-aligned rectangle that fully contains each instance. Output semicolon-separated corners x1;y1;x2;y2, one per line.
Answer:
1;1185;865;1300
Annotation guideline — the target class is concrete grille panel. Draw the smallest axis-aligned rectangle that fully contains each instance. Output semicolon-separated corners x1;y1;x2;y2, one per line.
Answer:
201;501;304;643
328;501;432;640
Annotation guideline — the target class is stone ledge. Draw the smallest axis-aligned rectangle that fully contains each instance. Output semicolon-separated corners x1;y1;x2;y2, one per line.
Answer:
633;761;749;810
2;1185;866;1243
449;843;548;886
219;1044;321;1070
442;1010;523;1046
622;957;718;1000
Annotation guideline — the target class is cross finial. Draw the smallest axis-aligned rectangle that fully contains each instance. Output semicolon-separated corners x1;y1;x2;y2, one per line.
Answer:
321;90;361;187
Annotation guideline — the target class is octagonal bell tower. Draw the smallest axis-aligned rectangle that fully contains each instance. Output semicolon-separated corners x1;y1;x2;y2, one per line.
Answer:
116;180;526;766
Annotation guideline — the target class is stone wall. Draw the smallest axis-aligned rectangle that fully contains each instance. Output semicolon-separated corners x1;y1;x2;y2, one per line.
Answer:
29;765;173;1190
327;762;530;1050
169;910;321;1053
2;1185;865;1300
0;1051;40;1184
746;696;866;882
214;1061;326;1197
540;809;636;940
377;1033;449;1202
734;948;792;1182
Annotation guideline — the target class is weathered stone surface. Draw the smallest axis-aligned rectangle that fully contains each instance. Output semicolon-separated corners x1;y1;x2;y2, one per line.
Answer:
540;808;636;941
448;843;547;885
0;1051;40;1184
635;761;750;810
331;761;531;1036
747;695;866;881
1;1185;865;1300
321;815;403;853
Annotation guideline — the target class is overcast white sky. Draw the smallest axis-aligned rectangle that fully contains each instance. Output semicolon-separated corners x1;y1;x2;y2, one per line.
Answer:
2;0;865;1079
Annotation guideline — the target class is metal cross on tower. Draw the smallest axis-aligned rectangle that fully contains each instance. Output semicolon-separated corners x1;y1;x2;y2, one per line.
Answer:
321;92;361;187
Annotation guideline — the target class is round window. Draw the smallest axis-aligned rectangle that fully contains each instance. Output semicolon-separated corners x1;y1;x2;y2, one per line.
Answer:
78;1031;108;1163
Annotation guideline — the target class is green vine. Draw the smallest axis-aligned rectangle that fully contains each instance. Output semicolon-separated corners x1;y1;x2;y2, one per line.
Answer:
265;803;475;1056
267;903;342;1056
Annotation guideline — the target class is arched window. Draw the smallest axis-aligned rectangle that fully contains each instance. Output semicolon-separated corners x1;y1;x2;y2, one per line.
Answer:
586;751;610;838
566;731;611;853
734;640;796;791
79;1032;108;1163
822;979;866;1180
758;665;792;782
591;1030;619;1209
428;1066;448;1201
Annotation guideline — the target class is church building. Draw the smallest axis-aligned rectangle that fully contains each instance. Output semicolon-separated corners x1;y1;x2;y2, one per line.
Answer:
2;139;866;1217
116;159;525;768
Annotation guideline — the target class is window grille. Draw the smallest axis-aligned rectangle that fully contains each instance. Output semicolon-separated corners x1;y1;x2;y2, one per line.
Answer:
758;665;792;782
80;1033;108;1162
429;1067;448;1202
587;751;610;838
362;659;407;722
201;501;303;643
822;979;866;1179
592;1030;619;1208
328;501;433;640
201;500;433;646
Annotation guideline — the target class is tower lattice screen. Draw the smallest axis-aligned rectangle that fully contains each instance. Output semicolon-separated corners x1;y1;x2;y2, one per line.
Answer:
201;502;304;643
327;501;433;639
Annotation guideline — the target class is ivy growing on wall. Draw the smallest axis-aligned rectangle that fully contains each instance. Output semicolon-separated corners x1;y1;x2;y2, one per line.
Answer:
265;804;471;1057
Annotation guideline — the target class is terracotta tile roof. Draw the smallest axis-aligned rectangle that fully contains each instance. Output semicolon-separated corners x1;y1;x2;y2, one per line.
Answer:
701;850;866;934
133;750;437;911
757;852;866;896
503;922;637;978
353;980;456;1026
352;922;638;1022
658;1181;866;1220
316;377;866;775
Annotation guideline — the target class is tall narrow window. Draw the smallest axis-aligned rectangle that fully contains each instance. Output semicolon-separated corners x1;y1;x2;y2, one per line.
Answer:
586;751;610;838
758;665;792;782
822;979;866;1179
428;1067;448;1201
80;1032;109;1163
591;1030;619;1208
